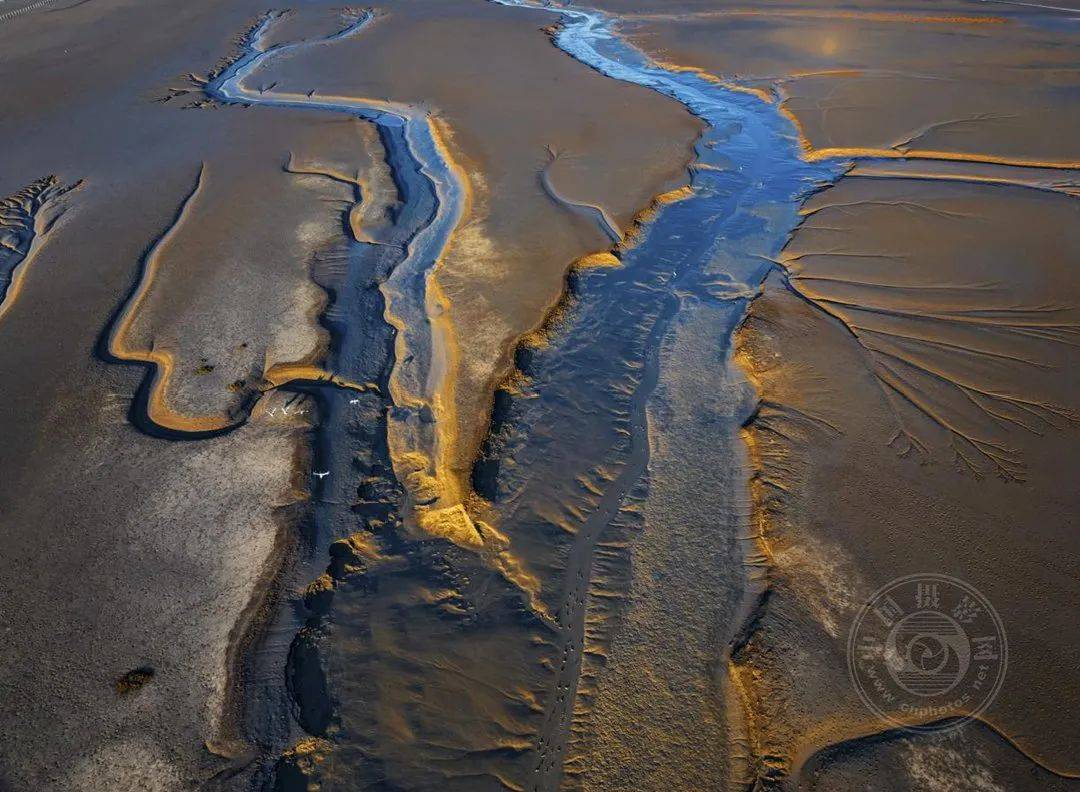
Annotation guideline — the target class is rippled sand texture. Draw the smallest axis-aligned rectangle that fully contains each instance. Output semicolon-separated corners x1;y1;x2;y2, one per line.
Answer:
0;0;700;785
202;4;712;789
3;0;1079;789
0;177;81;321
449;4;841;791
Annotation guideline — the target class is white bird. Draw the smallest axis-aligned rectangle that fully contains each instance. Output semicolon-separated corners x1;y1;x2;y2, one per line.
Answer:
313;471;330;479
349;398;360;405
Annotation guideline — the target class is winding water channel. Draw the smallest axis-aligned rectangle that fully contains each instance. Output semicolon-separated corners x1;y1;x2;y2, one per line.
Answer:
201;12;473;784
204;4;848;789
478;4;845;785
209;9;467;517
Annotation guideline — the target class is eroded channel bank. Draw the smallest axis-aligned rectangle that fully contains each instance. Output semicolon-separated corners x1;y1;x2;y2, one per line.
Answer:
221;1;847;788
0;176;80;322
193;2;845;787
208;9;471;525
172;10;472;785
466;2;846;789
479;4;1080;790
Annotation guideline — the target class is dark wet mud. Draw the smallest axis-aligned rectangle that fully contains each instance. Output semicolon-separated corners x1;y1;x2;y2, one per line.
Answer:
288;3;1079;790
181;12;464;786
2;0;1078;788
799;718;1080;792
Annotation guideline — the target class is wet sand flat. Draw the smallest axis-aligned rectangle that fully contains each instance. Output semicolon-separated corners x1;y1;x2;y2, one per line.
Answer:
1;0;1078;790
0;0;386;785
597;0;1080;164
2;0;701;786
509;4;1080;788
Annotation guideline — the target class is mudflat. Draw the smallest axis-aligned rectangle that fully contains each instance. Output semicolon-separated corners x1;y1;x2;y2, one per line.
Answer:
1;0;1077;790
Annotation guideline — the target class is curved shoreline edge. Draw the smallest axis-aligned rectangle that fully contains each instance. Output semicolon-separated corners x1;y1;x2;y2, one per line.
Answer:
792;714;1080;785
91;10;474;778
486;2;842;786
86;2;1080;785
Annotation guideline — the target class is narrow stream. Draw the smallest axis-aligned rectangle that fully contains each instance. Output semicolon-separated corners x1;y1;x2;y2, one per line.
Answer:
209;9;467;519
200;12;471;785
475;1;846;788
